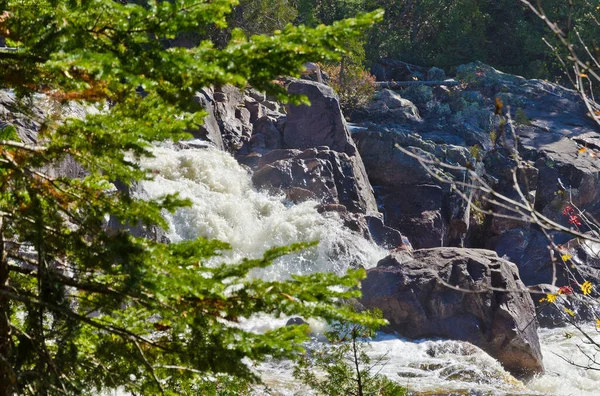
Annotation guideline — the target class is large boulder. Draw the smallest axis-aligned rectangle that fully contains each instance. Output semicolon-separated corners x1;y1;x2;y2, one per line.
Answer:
360;247;544;379
252;148;378;214
284;79;357;155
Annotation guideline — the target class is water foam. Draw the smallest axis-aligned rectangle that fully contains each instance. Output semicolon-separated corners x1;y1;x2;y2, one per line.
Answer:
138;143;600;395
139;143;387;279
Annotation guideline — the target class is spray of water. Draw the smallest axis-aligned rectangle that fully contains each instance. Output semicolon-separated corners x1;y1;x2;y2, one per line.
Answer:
139;143;387;280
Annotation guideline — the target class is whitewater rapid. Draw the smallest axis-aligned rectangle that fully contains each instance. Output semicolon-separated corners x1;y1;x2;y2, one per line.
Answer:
139;143;387;279
137;144;600;395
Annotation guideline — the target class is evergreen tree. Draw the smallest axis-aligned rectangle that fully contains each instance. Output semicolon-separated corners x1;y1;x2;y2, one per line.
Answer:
0;1;383;394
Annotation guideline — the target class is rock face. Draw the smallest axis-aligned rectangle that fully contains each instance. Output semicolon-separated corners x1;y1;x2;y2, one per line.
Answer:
353;126;472;248
350;60;600;303
252;148;377;214
284;80;357;155
360;248;544;379
194;86;254;152
235;79;380;216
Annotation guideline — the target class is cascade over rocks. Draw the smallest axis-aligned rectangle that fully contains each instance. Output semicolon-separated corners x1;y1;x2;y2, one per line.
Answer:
192;79;408;250
360;247;544;379
215;79;380;216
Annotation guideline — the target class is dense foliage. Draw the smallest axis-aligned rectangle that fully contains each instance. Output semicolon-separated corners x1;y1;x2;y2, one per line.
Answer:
228;0;600;81
0;1;384;394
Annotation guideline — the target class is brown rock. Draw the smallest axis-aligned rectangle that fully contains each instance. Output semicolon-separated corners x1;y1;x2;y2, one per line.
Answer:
360;247;544;379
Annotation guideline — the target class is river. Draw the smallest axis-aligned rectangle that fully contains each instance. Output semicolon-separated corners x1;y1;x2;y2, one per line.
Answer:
138;143;600;395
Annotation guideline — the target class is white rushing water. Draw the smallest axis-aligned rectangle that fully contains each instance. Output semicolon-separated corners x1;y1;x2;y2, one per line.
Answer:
139;143;387;279
138;144;600;395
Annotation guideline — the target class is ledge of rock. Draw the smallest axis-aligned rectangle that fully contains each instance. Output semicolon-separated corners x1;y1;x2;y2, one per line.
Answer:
360;247;543;379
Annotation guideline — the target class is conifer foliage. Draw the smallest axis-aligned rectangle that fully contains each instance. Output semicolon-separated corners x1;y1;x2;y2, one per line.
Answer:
0;1;383;394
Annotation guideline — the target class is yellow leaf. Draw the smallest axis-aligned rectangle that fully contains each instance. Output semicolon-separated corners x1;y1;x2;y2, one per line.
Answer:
581;280;593;295
280;292;296;302
596;319;600;329
564;307;576;317
538;296;546;303
579;147;588;154
561;253;572;262
546;293;557;303
579;73;589;78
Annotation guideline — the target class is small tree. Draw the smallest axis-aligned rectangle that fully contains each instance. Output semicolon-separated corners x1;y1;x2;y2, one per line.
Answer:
0;1;384;393
293;309;408;396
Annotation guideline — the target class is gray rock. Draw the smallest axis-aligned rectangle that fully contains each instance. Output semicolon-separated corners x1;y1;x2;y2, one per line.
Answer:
193;89;225;150
252;148;377;214
373;89;417;110
285;317;307;326
381;185;448;249
366;215;411;250
360;247;544;379
284;79;356;155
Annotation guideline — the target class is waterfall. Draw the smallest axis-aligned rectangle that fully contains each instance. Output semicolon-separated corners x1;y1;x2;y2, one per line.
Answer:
136;143;598;395
138;142;387;280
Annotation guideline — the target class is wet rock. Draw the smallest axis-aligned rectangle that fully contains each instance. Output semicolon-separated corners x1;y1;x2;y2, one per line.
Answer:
366;215;410;250
360;247;544;379
285;317;307;326
252;148;376;214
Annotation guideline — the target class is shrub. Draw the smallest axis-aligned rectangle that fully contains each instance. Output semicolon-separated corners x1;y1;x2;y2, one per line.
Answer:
323;62;376;114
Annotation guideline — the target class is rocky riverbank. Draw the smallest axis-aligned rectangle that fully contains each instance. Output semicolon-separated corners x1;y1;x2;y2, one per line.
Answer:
4;59;600;381
178;61;600;378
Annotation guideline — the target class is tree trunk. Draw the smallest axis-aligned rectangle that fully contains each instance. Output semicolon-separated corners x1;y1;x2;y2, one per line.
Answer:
375;80;459;90
351;328;363;396
0;216;16;396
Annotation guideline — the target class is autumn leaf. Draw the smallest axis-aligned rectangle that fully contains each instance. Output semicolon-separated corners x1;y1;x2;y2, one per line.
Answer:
558;286;573;295
546;293;557;303
581;281;593;295
564;307;576;317
561;253;572;262
280;292;296;302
